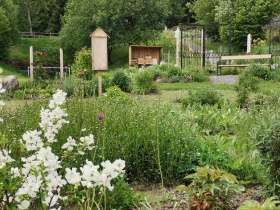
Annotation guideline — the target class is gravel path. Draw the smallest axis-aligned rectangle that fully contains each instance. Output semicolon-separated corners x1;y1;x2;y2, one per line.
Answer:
209;75;239;84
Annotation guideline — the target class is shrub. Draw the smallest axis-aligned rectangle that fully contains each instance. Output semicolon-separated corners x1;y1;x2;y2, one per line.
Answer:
246;64;272;80
251;113;280;195
111;70;131;92
176;166;245;210
106;86;129;100
191;70;209;82
181;89;221;107
237;196;280;210
236;71;259;107
132;69;158;94
71;48;92;79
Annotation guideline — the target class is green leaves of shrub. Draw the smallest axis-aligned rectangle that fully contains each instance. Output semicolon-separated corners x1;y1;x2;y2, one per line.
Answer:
238;196;280;210
181;89;221;107
176;166;245;209
236;70;259;107
132;69;158;94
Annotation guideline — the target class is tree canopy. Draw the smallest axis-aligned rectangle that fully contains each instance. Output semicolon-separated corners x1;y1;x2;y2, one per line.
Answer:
189;0;280;49
60;0;171;59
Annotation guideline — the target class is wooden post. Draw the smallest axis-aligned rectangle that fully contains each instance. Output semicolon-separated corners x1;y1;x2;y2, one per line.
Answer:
30;46;34;83
175;28;181;67
60;48;64;81
98;71;102;97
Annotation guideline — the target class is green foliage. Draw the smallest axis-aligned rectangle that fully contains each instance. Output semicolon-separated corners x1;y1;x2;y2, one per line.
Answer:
237;196;280;210
236;70;259;107
61;0;169;58
246;64;272;80
0;0;18;60
176;166;245;209
106;178;143;209
71;48;92;79
190;0;279;50
111;70;131;92
132;69;158;94
181;89;221;107
105;86;129;100
250;112;280;194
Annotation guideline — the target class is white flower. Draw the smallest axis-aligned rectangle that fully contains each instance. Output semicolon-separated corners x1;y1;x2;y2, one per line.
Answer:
49;89;67;108
79;134;95;150
16;174;42;198
22;130;43;151
62;136;77;151
44;194;59;208
11;167;20;177
37;146;61;171
17;200;30;210
0;149;14;169
65;168;81;185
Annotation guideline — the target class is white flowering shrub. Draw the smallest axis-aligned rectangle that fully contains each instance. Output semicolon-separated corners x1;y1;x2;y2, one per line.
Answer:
0;89;125;209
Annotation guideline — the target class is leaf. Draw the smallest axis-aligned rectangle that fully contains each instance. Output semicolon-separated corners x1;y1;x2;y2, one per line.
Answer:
262;196;280;208
237;200;262;210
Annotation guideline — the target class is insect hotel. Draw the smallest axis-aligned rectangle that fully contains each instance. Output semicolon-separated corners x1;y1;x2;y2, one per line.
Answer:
129;45;163;67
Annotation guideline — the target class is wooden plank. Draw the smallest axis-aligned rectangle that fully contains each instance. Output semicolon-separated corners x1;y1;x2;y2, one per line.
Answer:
221;54;272;60
218;64;270;67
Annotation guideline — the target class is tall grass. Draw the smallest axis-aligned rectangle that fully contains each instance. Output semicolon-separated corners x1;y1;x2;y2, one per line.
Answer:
1;96;272;186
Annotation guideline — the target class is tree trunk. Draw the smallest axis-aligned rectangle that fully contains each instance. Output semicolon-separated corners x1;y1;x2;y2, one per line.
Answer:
27;7;33;36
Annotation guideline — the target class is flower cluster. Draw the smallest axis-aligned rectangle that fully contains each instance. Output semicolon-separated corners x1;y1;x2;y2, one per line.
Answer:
0;149;14;169
0;89;125;209
65;159;125;191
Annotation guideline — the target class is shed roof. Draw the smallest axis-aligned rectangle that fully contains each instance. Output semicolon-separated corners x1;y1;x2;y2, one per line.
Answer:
130;45;162;49
90;27;110;38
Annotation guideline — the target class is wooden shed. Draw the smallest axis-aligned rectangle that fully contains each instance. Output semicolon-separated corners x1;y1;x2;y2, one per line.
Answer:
129;45;163;66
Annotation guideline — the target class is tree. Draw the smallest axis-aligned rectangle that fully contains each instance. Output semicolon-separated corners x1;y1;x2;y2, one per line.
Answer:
60;0;169;60
215;0;279;49
0;0;18;60
164;0;185;27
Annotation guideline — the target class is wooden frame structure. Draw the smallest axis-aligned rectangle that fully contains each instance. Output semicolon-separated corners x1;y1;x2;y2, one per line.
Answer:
217;54;272;75
129;45;163;66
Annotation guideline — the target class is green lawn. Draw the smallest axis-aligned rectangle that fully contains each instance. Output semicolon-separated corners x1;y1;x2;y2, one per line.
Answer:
9;37;61;61
0;62;28;83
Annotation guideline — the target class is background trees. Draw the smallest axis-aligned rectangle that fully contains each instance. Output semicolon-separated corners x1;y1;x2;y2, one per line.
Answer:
189;0;280;50
60;0;170;60
0;0;18;60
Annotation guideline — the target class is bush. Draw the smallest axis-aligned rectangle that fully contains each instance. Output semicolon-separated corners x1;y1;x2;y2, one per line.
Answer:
246;64;272;80
111;70;131;92
176;166;245;210
181;89;221;107
132;69;158;94
71;48;92;79
251;113;280;195
236;71;259;107
106;86;129;100
191;70;209;82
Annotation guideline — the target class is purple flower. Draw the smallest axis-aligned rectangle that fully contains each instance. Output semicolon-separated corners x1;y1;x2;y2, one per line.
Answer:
97;114;105;120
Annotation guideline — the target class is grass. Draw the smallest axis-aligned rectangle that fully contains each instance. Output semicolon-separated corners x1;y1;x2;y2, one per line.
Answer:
0;62;29;83
8;37;61;61
110;45;129;70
